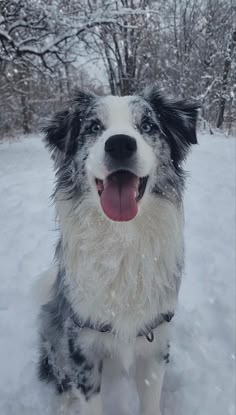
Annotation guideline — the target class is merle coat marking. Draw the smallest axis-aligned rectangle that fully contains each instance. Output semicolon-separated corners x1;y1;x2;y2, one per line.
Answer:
38;86;198;415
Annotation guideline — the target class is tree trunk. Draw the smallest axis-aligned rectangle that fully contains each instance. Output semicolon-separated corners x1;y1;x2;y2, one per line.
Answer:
65;63;71;95
20;67;32;134
226;92;234;136
216;30;236;128
21;94;31;134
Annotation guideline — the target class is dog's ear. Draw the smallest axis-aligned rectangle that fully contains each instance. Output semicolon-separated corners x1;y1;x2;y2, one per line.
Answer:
43;90;95;162
143;86;200;165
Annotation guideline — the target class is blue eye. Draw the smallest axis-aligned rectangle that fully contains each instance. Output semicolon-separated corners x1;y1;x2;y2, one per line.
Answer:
140;121;154;133
90;121;102;134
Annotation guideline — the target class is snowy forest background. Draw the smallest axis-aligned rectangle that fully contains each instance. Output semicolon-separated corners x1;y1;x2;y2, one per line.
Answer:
0;0;236;137
0;2;235;414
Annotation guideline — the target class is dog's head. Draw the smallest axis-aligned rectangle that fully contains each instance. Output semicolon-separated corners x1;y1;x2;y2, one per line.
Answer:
44;87;198;222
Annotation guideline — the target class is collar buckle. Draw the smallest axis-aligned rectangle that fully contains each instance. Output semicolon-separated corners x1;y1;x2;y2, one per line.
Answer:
146;331;154;342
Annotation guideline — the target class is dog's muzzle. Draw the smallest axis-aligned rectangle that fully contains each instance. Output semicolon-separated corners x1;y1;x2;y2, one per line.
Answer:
95;135;149;222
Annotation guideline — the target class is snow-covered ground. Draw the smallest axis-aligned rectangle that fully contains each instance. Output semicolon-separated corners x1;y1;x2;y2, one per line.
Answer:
0;132;235;415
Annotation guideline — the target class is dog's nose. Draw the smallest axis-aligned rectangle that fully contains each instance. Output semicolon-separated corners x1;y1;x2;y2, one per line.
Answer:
105;135;137;159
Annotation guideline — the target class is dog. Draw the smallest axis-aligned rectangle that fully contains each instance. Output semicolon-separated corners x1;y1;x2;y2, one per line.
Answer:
38;86;198;415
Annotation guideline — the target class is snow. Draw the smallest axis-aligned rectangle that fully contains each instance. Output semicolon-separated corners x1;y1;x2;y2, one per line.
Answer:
0;132;235;414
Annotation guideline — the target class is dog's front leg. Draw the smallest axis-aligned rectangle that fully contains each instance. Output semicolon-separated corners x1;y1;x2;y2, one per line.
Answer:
137;358;165;415
101;355;141;415
135;325;170;415
136;355;166;415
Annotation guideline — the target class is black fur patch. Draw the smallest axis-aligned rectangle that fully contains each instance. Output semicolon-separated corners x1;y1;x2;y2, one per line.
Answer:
69;339;87;366
161;311;174;323
57;376;72;394
38;353;54;383
143;87;199;168
38;268;102;400
163;352;170;364
43;90;96;157
163;343;171;364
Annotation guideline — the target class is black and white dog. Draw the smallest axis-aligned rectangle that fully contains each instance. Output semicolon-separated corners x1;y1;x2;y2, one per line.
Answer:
38;86;198;415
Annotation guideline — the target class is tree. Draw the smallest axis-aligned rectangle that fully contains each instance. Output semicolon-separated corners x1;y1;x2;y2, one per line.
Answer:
216;30;236;128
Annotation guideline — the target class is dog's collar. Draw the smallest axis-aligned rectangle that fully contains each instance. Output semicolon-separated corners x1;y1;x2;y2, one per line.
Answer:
72;311;174;343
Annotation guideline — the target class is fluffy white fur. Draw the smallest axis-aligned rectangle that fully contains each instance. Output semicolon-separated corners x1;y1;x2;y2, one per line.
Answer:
57;193;183;342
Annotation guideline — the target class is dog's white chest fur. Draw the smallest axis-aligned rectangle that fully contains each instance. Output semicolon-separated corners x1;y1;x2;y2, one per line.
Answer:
57;193;184;340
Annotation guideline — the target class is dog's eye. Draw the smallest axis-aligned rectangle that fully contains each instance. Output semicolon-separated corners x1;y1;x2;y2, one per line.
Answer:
90;121;102;134
140;121;154;134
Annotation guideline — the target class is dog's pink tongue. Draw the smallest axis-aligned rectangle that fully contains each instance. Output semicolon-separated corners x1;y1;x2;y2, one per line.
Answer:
100;172;139;222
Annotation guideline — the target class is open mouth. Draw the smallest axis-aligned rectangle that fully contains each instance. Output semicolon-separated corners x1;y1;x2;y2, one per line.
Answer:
95;170;148;222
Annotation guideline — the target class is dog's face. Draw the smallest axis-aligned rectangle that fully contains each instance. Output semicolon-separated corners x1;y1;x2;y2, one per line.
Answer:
44;87;198;222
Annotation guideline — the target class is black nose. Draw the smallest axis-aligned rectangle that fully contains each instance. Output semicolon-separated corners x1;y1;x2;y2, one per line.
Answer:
105;135;137;160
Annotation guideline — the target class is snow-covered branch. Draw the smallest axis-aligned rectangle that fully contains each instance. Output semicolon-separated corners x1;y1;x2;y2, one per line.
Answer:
0;1;152;70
